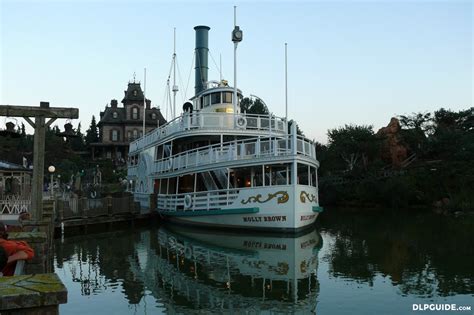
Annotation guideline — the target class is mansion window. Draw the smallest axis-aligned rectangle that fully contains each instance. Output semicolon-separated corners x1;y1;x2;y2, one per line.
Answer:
151;113;157;120
111;129;119;142
128;131;132;141
112;112;118;119
132;107;139;120
133;129;138;139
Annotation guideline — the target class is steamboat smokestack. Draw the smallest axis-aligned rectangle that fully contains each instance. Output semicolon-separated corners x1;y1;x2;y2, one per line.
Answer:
194;25;210;95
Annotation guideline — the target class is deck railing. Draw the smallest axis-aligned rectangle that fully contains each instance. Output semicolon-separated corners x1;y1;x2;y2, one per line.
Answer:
129;112;288;153
157;188;240;214
128;135;316;176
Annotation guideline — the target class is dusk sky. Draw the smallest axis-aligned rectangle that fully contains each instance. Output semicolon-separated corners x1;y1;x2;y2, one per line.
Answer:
1;0;472;143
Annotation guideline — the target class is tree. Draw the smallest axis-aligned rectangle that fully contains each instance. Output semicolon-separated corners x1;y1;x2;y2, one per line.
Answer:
240;97;269;115
71;122;85;151
85;116;99;145
327;124;379;171
398;112;433;133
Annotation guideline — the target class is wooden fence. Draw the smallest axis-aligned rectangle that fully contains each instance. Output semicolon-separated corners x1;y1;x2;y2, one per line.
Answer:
55;196;139;222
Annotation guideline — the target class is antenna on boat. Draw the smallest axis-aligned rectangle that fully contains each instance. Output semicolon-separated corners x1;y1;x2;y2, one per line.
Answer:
143;67;146;137
220;54;222;82
285;43;288;122
172;27;178;119
232;5;243;115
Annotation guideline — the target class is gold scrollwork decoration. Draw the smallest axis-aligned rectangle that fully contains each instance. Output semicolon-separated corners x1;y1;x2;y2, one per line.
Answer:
300;191;318;203
241;191;289;205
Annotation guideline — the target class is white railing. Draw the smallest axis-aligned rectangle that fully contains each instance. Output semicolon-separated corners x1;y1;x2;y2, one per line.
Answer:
151;135;316;174
0;195;30;214
157;188;240;213
129;112;288;153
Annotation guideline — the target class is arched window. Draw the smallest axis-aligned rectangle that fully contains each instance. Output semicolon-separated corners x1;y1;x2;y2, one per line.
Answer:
132;107;139;120
112;112;118;119
133;129;138;139
111;129;120;142
151;113;157;120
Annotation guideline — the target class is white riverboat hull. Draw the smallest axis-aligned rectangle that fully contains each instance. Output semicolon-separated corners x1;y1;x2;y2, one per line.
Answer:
159;185;323;232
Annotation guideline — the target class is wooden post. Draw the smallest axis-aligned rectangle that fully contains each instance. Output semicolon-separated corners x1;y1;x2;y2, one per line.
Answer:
31;114;46;220
0;102;79;222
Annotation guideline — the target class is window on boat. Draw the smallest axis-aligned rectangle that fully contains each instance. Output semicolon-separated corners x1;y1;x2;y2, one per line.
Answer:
253;166;264;187
163;143;172;158
167;177;177;194
297;163;309;185
203;95;210;107
223;92;232;104
310;166;317;187
195;172;207;192
211;92;221;105
178;174;195;194
155;145;163;160
158;179;167;194
270;164;289;186
233;167;251;188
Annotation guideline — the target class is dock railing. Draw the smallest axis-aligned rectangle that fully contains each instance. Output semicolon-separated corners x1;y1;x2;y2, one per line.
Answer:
55;195;139;223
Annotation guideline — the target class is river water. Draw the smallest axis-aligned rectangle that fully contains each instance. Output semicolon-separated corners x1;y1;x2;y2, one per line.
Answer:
54;210;474;314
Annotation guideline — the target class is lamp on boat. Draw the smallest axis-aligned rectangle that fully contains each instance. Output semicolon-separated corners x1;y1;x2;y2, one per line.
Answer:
182;102;193;114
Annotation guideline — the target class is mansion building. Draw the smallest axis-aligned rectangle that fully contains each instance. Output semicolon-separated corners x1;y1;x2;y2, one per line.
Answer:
91;81;166;162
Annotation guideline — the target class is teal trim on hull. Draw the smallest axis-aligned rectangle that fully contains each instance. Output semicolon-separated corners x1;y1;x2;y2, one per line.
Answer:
161;207;259;217
312;206;324;213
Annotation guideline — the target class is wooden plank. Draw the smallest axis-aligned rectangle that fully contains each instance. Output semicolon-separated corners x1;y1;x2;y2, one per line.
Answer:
0;105;79;119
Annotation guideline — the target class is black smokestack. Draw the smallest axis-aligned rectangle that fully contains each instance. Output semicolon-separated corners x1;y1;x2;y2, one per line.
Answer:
194;25;210;96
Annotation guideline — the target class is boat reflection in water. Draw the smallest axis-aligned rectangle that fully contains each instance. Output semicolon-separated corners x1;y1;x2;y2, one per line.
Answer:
55;226;322;313
134;226;322;313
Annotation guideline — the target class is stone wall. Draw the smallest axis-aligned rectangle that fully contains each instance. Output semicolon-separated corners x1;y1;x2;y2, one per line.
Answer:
0;274;67;314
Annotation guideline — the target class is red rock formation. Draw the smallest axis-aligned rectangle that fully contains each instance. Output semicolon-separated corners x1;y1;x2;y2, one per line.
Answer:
377;118;408;167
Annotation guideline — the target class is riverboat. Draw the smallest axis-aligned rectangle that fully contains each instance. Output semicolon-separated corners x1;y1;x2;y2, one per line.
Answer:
127;23;322;232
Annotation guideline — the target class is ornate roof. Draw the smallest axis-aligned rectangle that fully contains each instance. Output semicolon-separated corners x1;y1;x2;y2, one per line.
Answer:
122;82;146;104
98;107;167;126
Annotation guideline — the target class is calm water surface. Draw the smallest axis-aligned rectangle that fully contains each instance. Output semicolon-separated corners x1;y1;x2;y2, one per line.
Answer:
54;210;474;314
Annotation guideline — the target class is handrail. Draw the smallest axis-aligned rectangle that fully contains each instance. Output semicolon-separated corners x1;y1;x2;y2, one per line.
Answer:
129;112;288;153
128;134;317;174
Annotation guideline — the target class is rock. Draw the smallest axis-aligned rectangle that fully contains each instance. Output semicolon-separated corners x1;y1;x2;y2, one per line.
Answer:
376;118;408;167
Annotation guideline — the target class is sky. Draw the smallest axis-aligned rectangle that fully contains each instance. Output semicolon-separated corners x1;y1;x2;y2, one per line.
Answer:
0;0;472;143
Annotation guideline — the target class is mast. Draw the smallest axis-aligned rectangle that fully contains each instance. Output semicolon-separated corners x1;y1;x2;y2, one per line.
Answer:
285;43;288;122
232;6;243;115
143;67;146;137
172;28;178;119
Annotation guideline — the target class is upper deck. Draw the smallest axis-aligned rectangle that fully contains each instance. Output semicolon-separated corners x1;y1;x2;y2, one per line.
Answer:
129;112;288;154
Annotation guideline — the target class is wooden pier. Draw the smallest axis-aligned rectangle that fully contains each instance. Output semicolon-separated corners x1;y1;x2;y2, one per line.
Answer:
53;195;158;235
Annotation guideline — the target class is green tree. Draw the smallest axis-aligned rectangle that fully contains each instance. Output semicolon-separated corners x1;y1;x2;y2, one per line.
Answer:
71;122;85;151
240;97;269;115
85;116;99;145
327;124;379;171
